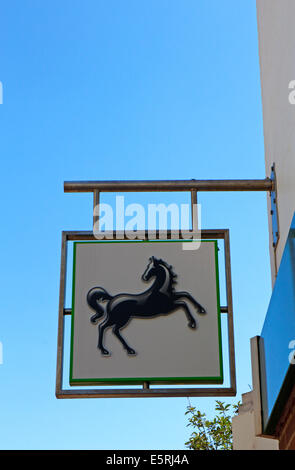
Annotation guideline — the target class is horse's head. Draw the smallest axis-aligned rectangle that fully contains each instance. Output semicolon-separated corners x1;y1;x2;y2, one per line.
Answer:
142;256;158;281
142;257;177;292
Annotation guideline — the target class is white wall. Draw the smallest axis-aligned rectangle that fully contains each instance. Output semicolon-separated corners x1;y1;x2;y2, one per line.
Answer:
257;0;295;283
232;409;279;450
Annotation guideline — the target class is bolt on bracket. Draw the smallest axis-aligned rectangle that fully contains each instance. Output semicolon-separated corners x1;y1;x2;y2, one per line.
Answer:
270;164;279;248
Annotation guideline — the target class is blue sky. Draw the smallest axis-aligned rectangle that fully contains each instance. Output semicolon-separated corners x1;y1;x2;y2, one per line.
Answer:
0;0;271;449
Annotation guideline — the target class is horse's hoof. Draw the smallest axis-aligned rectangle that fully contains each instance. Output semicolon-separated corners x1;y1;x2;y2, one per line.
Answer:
127;349;136;355
100;348;110;356
188;322;196;329
199;308;206;314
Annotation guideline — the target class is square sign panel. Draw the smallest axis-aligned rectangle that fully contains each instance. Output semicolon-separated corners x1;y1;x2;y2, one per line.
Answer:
70;240;223;385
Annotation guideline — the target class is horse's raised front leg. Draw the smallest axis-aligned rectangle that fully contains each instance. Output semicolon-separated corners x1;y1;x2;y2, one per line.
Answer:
174;300;197;329
90;311;104;324
98;319;111;355
112;325;136;355
174;291;206;314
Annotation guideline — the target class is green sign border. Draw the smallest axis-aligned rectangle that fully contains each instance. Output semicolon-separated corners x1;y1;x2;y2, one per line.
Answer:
69;239;223;386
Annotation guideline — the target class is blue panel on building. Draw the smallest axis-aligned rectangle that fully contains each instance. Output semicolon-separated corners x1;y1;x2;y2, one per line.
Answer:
260;213;295;432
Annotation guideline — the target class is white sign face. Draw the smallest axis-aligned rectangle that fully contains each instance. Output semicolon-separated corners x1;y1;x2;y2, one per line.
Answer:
70;240;223;385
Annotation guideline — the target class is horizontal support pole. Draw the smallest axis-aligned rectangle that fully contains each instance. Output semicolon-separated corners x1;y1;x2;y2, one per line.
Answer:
64;178;273;193
62;229;229;240
56;387;236;399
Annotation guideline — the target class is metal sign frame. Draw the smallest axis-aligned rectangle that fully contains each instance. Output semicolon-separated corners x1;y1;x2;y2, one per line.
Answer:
56;229;236;398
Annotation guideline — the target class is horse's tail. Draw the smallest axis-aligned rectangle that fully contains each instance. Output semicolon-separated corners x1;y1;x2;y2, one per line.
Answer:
87;287;112;323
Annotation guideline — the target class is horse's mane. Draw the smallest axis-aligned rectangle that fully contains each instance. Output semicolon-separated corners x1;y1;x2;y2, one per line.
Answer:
156;258;178;293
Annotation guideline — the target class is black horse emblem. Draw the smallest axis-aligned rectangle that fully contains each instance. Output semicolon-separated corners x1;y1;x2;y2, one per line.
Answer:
86;256;206;356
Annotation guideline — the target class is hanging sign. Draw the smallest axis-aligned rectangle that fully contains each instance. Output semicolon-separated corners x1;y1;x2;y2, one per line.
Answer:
69;239;223;386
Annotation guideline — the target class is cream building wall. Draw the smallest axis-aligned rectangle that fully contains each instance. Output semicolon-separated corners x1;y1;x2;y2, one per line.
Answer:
257;0;295;283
